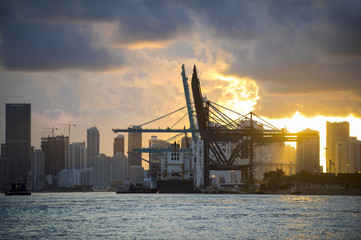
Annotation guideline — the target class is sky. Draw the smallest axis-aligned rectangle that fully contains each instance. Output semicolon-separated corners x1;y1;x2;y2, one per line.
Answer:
1;0;361;170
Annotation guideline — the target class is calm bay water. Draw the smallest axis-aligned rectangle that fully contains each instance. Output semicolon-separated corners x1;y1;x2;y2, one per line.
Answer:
0;193;360;239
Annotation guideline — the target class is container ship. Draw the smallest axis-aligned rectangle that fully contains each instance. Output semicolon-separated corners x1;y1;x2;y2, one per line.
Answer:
156;147;194;193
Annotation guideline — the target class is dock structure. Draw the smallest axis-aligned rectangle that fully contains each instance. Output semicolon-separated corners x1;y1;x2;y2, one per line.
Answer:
112;65;318;189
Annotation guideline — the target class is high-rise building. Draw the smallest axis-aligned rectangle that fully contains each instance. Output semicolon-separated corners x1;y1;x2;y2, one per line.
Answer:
1;143;6;157
41;135;69;177
5;103;31;184
128;127;142;167
350;138;361;173
0;144;9;189
0;155;9;190
111;152;127;182
253;142;296;179
30;149;45;191
296;129;320;174
129;165;144;184
68;142;86;169
93;154;111;189
326;121;349;173
335;137;361;173
57;168;93;187
57;169;80;188
113;134;125;156
87;127;99;167
79;167;94;186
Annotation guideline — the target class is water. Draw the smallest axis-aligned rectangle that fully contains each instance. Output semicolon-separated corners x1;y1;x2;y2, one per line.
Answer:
1;193;360;239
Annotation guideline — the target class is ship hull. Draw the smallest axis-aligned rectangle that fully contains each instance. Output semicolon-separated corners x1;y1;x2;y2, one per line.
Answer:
5;191;31;196
157;179;193;193
5;182;31;196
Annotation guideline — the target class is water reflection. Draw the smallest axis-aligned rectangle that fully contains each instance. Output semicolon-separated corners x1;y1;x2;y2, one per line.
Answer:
1;193;360;239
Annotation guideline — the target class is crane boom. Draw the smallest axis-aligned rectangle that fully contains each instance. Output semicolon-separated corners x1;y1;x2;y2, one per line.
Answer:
57;122;76;142
112;128;194;133
41;126;58;137
181;65;196;140
191;65;208;138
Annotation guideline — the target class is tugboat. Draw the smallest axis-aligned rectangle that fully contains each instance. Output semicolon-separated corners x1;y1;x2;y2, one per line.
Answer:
5;182;31;196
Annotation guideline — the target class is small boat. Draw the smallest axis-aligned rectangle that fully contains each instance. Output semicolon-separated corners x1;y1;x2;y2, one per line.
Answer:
5;182;31;196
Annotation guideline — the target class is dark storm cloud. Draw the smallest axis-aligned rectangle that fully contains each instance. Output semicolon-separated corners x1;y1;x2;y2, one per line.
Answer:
315;0;361;56
0;22;121;71
181;0;264;40
184;0;361;56
1;0;360;119
179;0;361;117
0;2;120;71
266;0;361;56
13;0;193;44
112;1;193;45
0;0;193;71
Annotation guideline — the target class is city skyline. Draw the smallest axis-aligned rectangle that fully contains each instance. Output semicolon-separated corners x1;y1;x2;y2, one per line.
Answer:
3;103;359;173
2;102;359;191
1;1;361;169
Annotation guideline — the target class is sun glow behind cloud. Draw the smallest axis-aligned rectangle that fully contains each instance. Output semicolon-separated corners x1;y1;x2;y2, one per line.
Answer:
215;74;260;115
267;112;361;172
211;74;361;173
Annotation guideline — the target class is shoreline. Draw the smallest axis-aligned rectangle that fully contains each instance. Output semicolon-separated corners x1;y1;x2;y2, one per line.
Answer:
7;189;360;196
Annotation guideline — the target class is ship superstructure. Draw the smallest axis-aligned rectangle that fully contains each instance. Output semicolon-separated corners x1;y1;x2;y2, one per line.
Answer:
156;145;194;193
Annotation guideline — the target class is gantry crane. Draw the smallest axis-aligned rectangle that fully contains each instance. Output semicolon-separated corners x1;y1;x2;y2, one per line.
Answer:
189;65;318;187
112;65;319;188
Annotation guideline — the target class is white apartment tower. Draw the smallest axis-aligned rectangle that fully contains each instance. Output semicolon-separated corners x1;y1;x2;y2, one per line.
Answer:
68;142;86;169
93;154;111;189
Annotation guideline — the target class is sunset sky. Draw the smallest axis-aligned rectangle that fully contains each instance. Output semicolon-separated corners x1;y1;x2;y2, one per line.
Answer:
1;1;360;170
